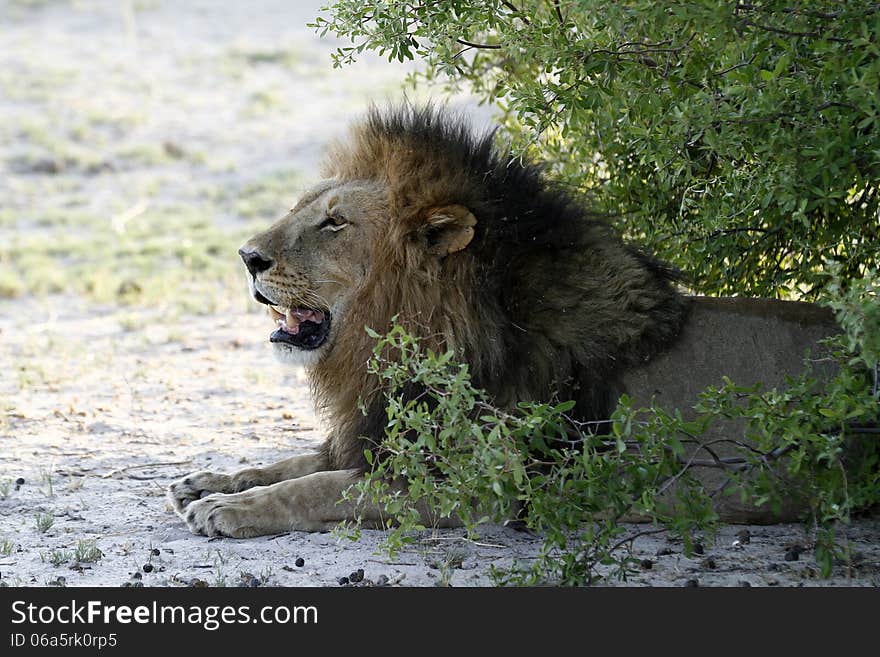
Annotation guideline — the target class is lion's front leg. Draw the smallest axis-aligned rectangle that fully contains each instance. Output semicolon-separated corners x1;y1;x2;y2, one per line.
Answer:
167;452;328;517
182;469;368;537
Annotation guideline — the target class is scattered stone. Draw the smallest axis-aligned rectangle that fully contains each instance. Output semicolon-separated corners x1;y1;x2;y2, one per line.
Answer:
295;557;305;568
131;572;142;580
239;572;261;588
736;529;751;545
142;563;154;573
703;557;717;569
15;478;25;486
784;546;803;562
338;576;349;586
692;542;705;556
349;568;364;583
189;578;209;588
162;141;185;159
655;547;673;557
151;548;161;556
376;574;389;587
738;580;751;587
640;559;653;570
684;579;699;587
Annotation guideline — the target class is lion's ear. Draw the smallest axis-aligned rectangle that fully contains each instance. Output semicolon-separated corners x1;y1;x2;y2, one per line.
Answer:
421;205;477;257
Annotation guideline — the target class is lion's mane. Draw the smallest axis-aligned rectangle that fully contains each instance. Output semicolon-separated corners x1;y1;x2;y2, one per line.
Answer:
310;105;689;470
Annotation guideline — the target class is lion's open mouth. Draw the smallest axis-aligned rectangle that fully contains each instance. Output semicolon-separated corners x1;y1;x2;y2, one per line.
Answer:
268;305;332;351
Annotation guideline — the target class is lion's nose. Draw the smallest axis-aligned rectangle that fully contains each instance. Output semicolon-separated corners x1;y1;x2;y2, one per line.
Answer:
239;248;273;276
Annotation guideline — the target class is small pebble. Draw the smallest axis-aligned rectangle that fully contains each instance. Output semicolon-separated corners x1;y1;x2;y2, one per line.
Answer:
784;545;803;562
703;557;717;569
295;557;305;568
130;581;144;588
655;547;673;557
15;478;25;486
684;579;699;587
142;563;154;573
338;576;349;586
640;559;653;570
349;568;364;583
131;572;142;580
736;529;751;544
732;540;742;549
239;573;261;588
376;574;389;587
692;542;704;555
738;580;751;587
150;548;161;556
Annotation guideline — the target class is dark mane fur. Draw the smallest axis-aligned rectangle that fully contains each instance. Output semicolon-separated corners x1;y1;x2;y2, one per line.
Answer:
317;104;689;470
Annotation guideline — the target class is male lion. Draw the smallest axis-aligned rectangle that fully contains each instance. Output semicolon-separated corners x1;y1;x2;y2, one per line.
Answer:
168;105;689;537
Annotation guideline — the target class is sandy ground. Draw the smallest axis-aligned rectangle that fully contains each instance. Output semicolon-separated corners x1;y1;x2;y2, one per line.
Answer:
1;295;878;588
0;0;877;587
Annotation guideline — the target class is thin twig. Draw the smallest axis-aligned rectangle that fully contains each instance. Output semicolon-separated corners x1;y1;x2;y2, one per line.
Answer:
101;460;192;478
609;527;669;553
739;17;851;43
421;535;508;548
455;38;501;50
502;0;530;24
552;0;564;25
712;53;757;77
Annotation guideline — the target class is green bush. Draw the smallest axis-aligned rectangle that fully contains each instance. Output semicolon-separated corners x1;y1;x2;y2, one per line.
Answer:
314;0;879;298
349;271;877;584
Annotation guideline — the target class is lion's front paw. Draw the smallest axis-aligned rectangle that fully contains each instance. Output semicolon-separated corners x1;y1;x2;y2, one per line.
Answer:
167;471;233;516
183;493;265;539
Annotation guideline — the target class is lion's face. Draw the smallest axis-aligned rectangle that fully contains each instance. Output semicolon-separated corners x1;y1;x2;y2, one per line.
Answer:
238;179;389;365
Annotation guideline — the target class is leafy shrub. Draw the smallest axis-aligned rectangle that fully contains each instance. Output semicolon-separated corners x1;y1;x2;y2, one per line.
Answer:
351;273;877;583
314;0;879;298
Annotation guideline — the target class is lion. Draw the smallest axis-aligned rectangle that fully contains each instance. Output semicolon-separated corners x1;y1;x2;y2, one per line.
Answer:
167;105;689;537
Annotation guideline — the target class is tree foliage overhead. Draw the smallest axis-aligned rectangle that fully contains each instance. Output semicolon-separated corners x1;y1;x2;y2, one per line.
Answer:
313;0;880;299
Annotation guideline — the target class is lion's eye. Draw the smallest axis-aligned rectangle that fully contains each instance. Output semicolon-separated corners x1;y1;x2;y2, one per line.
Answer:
318;214;348;232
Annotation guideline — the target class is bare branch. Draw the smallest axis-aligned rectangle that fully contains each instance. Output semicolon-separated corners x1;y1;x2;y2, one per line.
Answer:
552;0;565;26
739;17;851;43
455;38;502;50
502;0;530;25
712;53;757;77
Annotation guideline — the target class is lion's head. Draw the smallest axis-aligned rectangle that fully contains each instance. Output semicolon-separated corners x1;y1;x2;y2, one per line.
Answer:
240;105;688;470
238;177;477;368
